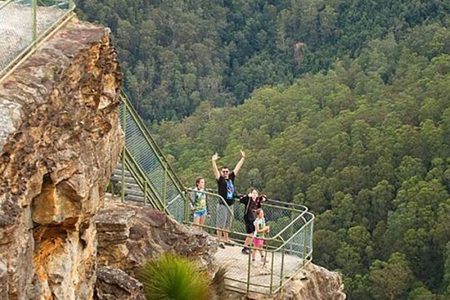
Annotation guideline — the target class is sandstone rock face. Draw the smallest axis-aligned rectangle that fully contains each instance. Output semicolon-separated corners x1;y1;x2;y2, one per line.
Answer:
276;264;346;300
95;266;145;300
223;263;345;300
94;200;218;300
0;18;122;299
95;201;217;278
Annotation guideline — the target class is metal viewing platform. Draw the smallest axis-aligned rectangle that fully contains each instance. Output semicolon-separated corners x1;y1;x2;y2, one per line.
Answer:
111;92;315;296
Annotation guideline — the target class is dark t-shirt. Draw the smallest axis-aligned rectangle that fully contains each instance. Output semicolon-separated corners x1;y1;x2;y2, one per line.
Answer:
240;195;263;220
217;172;236;206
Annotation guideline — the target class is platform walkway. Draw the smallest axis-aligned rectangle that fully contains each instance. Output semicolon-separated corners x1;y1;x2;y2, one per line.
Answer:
216;245;304;294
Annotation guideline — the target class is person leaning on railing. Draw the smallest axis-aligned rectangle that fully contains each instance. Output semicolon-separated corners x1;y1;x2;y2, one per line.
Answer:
211;150;245;249
239;189;267;254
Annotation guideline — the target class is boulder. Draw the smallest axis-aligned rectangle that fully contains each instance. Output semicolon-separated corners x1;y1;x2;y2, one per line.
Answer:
95;200;217;277
95;266;145;300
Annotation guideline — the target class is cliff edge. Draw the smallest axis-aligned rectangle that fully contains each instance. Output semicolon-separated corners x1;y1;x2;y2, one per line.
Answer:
0;18;122;299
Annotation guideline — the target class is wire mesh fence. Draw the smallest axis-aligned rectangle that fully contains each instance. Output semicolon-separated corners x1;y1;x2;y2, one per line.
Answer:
119;95;188;223
184;192;315;295
0;0;74;78
184;188;233;237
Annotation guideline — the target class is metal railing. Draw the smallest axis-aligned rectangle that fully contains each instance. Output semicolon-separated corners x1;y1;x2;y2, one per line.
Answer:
118;92;190;223
121;147;165;211
114;94;315;295
0;0;75;82
184;189;315;295
185;188;235;231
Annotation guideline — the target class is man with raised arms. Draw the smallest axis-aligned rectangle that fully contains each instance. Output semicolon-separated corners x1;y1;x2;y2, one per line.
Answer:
212;150;245;248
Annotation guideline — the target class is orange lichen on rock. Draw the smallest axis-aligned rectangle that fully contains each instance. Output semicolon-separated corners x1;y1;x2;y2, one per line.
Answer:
33;236;65;281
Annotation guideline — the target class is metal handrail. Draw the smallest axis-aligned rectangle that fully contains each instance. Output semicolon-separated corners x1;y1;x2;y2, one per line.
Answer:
204;189;309;212
201;190;310;242
122;147;166;211
0;0;14;10
273;213;314;252
201;189;311;234
0;0;76;83
121;92;187;195
184;187;234;218
264;198;309;212
263;204;311;242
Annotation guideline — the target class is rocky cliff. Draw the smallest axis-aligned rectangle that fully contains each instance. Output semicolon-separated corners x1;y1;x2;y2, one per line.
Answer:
0;18;122;299
275;264;345;300
95;201;217;275
94;200;217;299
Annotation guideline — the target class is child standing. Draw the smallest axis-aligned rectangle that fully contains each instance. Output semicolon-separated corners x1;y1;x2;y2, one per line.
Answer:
192;177;208;229
252;208;270;262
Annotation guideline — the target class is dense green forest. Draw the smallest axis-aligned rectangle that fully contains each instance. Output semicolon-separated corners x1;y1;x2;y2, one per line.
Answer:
78;0;450;299
78;0;449;121
154;25;450;299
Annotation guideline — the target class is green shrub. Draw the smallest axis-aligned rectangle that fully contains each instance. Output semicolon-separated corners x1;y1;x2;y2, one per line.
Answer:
138;253;210;300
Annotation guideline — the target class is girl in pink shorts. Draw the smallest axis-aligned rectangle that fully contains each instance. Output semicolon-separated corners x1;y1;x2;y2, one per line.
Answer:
252;208;270;261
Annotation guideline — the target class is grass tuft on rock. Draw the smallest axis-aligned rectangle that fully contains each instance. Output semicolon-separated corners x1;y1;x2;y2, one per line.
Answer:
138;253;210;300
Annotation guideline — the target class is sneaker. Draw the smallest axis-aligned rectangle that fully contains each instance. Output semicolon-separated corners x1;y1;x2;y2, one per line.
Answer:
219;243;225;249
241;248;250;255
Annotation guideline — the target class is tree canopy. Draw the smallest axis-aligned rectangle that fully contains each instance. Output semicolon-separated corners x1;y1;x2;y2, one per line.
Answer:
78;0;450;121
150;23;450;299
78;1;450;298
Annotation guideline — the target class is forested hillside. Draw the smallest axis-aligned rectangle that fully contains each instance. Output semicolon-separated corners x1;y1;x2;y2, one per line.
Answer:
78;1;450;299
152;23;450;299
78;0;449;121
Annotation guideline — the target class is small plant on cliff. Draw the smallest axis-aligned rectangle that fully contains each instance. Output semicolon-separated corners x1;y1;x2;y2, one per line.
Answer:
138;253;210;300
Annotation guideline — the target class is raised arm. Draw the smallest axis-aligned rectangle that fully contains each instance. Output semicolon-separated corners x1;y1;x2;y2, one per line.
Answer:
233;149;246;175
211;153;220;180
